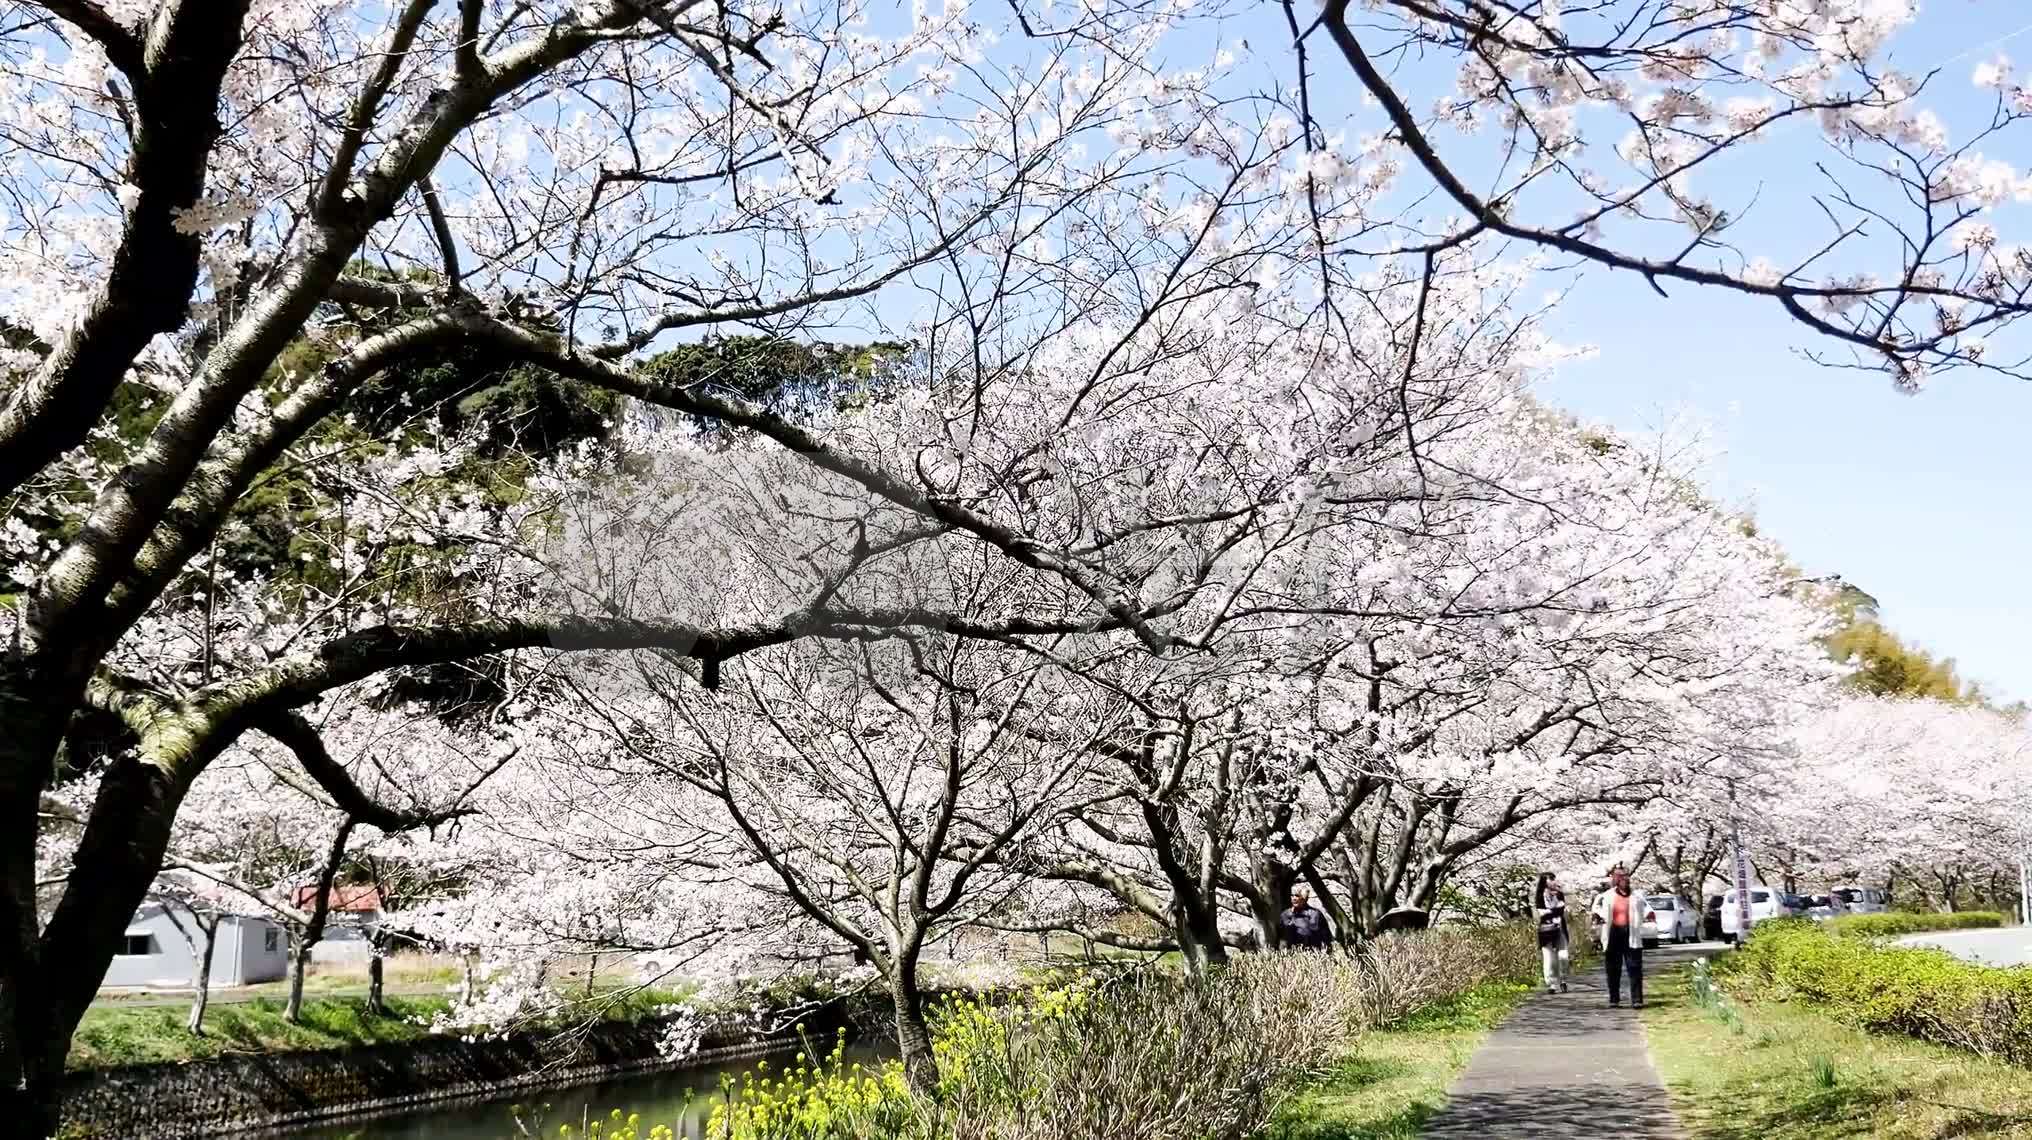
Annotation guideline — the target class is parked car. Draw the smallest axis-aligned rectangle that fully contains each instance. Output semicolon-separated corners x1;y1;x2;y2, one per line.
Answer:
1832;886;1889;914
1720;885;1791;940
1703;894;1725;941
1803;894;1841;920
1645;895;1700;943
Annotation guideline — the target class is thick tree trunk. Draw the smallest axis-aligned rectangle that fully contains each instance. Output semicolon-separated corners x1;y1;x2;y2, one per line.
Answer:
0;673;70;1140
1246;861;1298;951
891;966;938;1095
1172;899;1229;974
285;943;312;1023
8;711;189;1137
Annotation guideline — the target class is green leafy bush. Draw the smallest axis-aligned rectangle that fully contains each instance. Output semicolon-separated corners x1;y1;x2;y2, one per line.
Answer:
1825;911;2008;938
1722;921;2032;1065
703;1030;914;1139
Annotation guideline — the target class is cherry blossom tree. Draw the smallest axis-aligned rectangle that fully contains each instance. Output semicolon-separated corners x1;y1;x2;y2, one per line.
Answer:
1003;322;1833;955
1299;0;2032;386
1776;695;2032;909
0;2;1339;1125
554;631;1122;1091
3;1;2027;1131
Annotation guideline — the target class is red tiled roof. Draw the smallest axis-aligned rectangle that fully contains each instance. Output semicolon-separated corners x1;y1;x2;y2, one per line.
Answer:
292;884;383;913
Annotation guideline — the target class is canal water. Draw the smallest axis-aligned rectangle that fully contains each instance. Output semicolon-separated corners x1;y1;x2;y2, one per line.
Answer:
275;1043;892;1140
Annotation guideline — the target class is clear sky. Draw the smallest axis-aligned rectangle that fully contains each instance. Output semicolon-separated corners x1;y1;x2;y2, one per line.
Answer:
1526;4;2032;703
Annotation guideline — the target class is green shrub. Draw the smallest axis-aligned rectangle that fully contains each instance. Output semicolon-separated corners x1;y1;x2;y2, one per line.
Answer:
1722;921;2032;1065
702;1029;914;1139
1825;911;2008;938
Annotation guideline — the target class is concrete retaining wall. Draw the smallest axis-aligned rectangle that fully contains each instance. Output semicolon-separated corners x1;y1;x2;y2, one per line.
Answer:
57;1011;851;1139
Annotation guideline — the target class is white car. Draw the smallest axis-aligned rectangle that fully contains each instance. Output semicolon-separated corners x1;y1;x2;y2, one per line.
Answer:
1644;895;1700;943
1832;886;1889;915
1720;885;1791;940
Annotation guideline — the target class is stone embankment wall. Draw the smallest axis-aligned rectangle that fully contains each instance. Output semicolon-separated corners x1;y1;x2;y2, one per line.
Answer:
57;1010;853;1139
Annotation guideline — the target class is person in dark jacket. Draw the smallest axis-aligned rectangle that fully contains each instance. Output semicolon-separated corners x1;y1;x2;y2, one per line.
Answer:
1534;871;1570;994
1279;887;1334;950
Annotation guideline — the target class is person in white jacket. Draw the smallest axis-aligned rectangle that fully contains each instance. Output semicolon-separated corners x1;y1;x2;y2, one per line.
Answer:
1589;867;1646;1008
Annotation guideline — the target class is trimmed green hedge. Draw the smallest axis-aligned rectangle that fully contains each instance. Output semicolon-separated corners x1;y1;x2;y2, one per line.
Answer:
1827;911;2008;938
1722;921;2032;1065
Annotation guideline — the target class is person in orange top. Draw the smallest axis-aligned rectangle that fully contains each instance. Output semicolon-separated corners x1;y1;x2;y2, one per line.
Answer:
1589;867;1647;1008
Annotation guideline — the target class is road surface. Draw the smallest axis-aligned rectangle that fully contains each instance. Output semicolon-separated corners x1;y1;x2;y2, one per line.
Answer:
1897;926;2032;967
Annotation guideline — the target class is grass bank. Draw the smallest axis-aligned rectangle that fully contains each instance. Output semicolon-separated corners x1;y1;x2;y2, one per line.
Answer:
1266;980;1532;1140
70;996;448;1068
69;986;689;1070
1642;959;2032;1139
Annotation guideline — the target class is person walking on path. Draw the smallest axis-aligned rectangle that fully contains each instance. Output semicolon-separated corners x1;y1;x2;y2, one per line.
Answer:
1534;871;1570;994
1278;887;1333;950
1590;868;1646;1008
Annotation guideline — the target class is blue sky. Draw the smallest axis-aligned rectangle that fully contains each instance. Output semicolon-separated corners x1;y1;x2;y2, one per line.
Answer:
1165;0;2032;698
877;1;2032;698
1528;4;2032;703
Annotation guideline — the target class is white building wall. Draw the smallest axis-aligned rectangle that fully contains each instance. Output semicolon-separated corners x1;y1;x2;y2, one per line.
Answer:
235;915;289;983
98;907;289;988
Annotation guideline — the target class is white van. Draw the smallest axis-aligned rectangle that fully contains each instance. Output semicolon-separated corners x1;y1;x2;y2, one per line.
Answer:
1720;886;1791;939
1832;887;1889;914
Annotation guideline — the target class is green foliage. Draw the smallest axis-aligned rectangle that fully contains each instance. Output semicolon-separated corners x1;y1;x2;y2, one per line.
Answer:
1785;573;2008;706
546;1107;676;1140
1644;958;2032;1139
1264;980;1530;1140
635;336;908;441
588;926;1541;1140
1434;864;1538;925
1720;920;2032;1065
68;996;446;1070
1825;911;2008;938
1823;618;1977;703
702;1030;914;1139
69;983;694;1071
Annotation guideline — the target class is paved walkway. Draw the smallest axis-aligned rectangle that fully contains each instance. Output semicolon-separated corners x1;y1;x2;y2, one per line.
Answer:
1420;944;1706;1138
1897;926;2032;967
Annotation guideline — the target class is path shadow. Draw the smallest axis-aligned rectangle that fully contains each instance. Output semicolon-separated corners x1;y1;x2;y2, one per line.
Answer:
1420;1080;1678;1138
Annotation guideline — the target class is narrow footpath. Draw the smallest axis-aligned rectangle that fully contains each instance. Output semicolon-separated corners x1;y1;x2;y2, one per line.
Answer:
1419;945;1706;1138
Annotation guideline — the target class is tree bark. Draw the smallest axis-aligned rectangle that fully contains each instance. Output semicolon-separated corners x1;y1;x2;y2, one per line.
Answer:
890;960;938;1095
0;670;67;1138
1251;857;1305;951
26;739;200;1137
186;919;218;1037
366;941;387;1015
1172;898;1229;974
0;1;253;500
284;941;312;1024
287;818;356;1024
